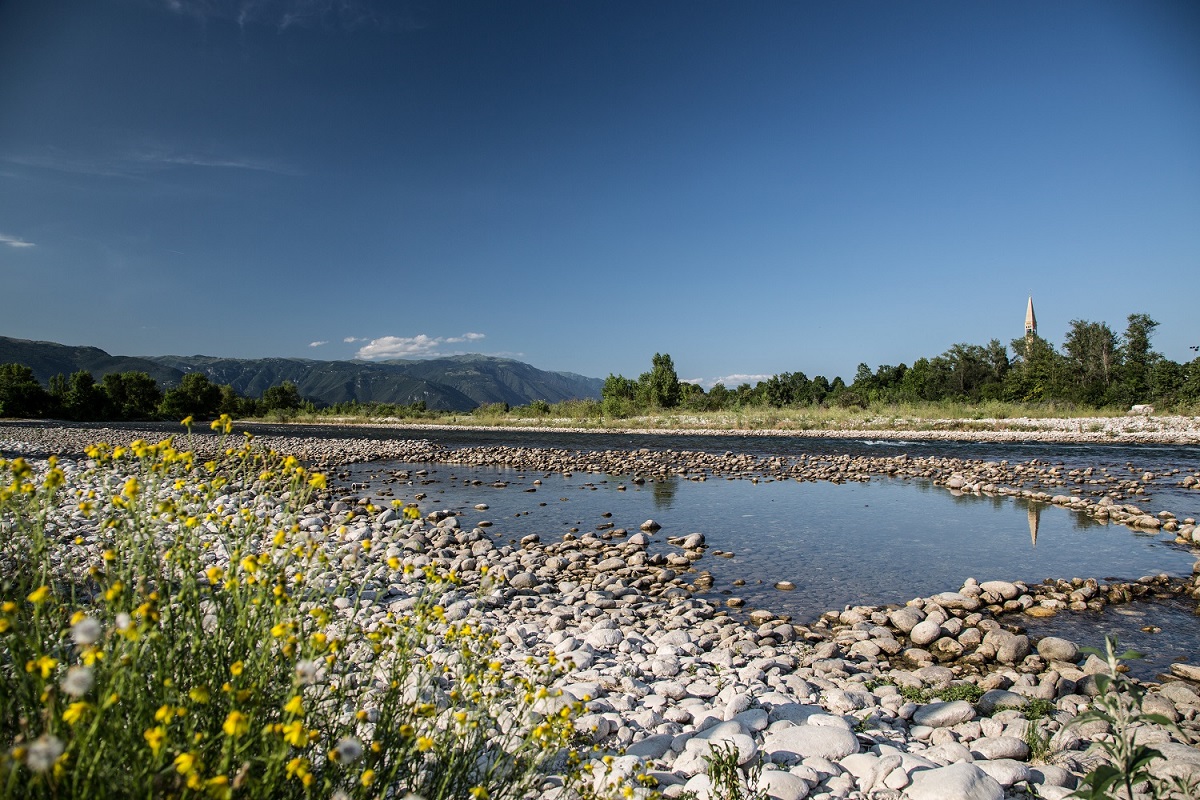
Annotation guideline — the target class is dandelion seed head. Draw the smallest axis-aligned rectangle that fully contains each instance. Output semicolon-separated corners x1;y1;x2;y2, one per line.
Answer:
71;615;103;645
26;735;64;772
295;659;319;684
61;666;94;697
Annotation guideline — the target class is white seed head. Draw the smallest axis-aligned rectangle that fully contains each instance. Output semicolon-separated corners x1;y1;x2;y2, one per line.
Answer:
61;666;94;697
26;735;64;772
71;616;102;646
295;659;319;685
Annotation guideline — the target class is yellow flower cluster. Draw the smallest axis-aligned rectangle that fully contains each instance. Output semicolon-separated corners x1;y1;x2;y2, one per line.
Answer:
0;421;617;799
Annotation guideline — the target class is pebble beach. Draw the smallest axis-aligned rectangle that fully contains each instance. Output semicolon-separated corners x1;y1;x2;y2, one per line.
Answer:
4;419;1200;799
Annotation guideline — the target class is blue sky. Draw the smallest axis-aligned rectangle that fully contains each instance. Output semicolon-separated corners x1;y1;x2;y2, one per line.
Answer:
1;0;1197;387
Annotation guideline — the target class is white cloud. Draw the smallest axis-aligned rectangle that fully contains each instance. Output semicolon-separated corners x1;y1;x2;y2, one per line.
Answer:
709;374;773;388
343;336;362;343
0;233;34;248
355;333;487;361
309;340;327;347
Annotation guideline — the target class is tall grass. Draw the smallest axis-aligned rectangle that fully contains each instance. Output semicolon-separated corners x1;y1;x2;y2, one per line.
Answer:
280;399;1170;433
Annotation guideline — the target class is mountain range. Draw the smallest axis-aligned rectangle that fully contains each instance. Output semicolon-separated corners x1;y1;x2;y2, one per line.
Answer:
0;336;603;411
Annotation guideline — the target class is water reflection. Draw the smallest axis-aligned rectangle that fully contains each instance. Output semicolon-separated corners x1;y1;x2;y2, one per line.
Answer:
343;460;1197;626
652;477;679;509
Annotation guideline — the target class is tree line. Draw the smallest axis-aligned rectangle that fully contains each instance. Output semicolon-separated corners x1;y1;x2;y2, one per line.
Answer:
602;314;1200;415
0;367;309;421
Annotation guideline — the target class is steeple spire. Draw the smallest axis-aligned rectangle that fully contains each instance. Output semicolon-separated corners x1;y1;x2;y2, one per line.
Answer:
1025;296;1037;338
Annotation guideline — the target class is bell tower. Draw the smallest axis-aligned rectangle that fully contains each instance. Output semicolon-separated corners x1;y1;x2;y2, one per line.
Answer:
1025;296;1037;339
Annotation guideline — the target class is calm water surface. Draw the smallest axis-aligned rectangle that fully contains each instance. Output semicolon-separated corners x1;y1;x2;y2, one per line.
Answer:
342;454;1200;678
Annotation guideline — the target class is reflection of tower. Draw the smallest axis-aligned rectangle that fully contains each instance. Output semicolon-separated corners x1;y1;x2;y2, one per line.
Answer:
1028;504;1041;547
1025;296;1037;340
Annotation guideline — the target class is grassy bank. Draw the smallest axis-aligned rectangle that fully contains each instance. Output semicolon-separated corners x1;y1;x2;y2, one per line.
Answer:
274;400;1196;434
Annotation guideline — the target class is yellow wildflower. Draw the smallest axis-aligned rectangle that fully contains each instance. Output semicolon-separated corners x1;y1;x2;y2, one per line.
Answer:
416;736;434;752
229;660;244;676
360;769;376;787
281;720;307;747
26;655;58;679
188;686;210;704
26;585;50;604
144;726;167;756
284;758;309;782
62;701;92;726
283;695;304;716
222;711;249;738
173;751;198;775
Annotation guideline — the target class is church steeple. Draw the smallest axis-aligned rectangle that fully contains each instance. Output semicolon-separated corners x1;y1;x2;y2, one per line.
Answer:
1025;296;1037;338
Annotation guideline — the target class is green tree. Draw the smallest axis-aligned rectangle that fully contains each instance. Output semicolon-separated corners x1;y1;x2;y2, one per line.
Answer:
638;353;681;409
261;381;302;413
0;363;49;418
678;381;706;410
1005;335;1064;402
1061;320;1118;405
705;382;731;410
601;373;638;417
61;370;107;421
160;372;222;419
102;372;163;419
1118;313;1160;404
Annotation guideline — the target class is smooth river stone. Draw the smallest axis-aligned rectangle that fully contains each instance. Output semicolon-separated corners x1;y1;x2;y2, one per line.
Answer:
761;725;860;764
905;762;1004;800
756;770;811;800
975;689;1029;715
1032;633;1080;662
888;607;924;633
912;700;976;728
970;735;1030;761
909;619;943;647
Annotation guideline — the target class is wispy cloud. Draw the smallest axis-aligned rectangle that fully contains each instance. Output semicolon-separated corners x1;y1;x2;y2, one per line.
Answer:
309;340;327;347
355;333;487;361
4;146;299;179
0;233;34;249
129;147;300;176
2;154;138;179
343;336;363;343
161;0;418;32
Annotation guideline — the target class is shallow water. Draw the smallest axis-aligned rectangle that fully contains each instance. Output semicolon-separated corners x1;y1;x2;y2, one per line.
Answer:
343;457;1200;679
349;461;1194;617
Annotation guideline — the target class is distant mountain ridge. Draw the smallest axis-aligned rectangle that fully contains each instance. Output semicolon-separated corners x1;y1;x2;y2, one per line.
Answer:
0;336;603;411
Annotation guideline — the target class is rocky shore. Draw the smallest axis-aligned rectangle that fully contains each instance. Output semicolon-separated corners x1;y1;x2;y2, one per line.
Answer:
4;422;1200;798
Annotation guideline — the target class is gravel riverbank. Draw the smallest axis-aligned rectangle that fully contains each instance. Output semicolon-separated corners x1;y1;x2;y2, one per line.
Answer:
4;422;1200;798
